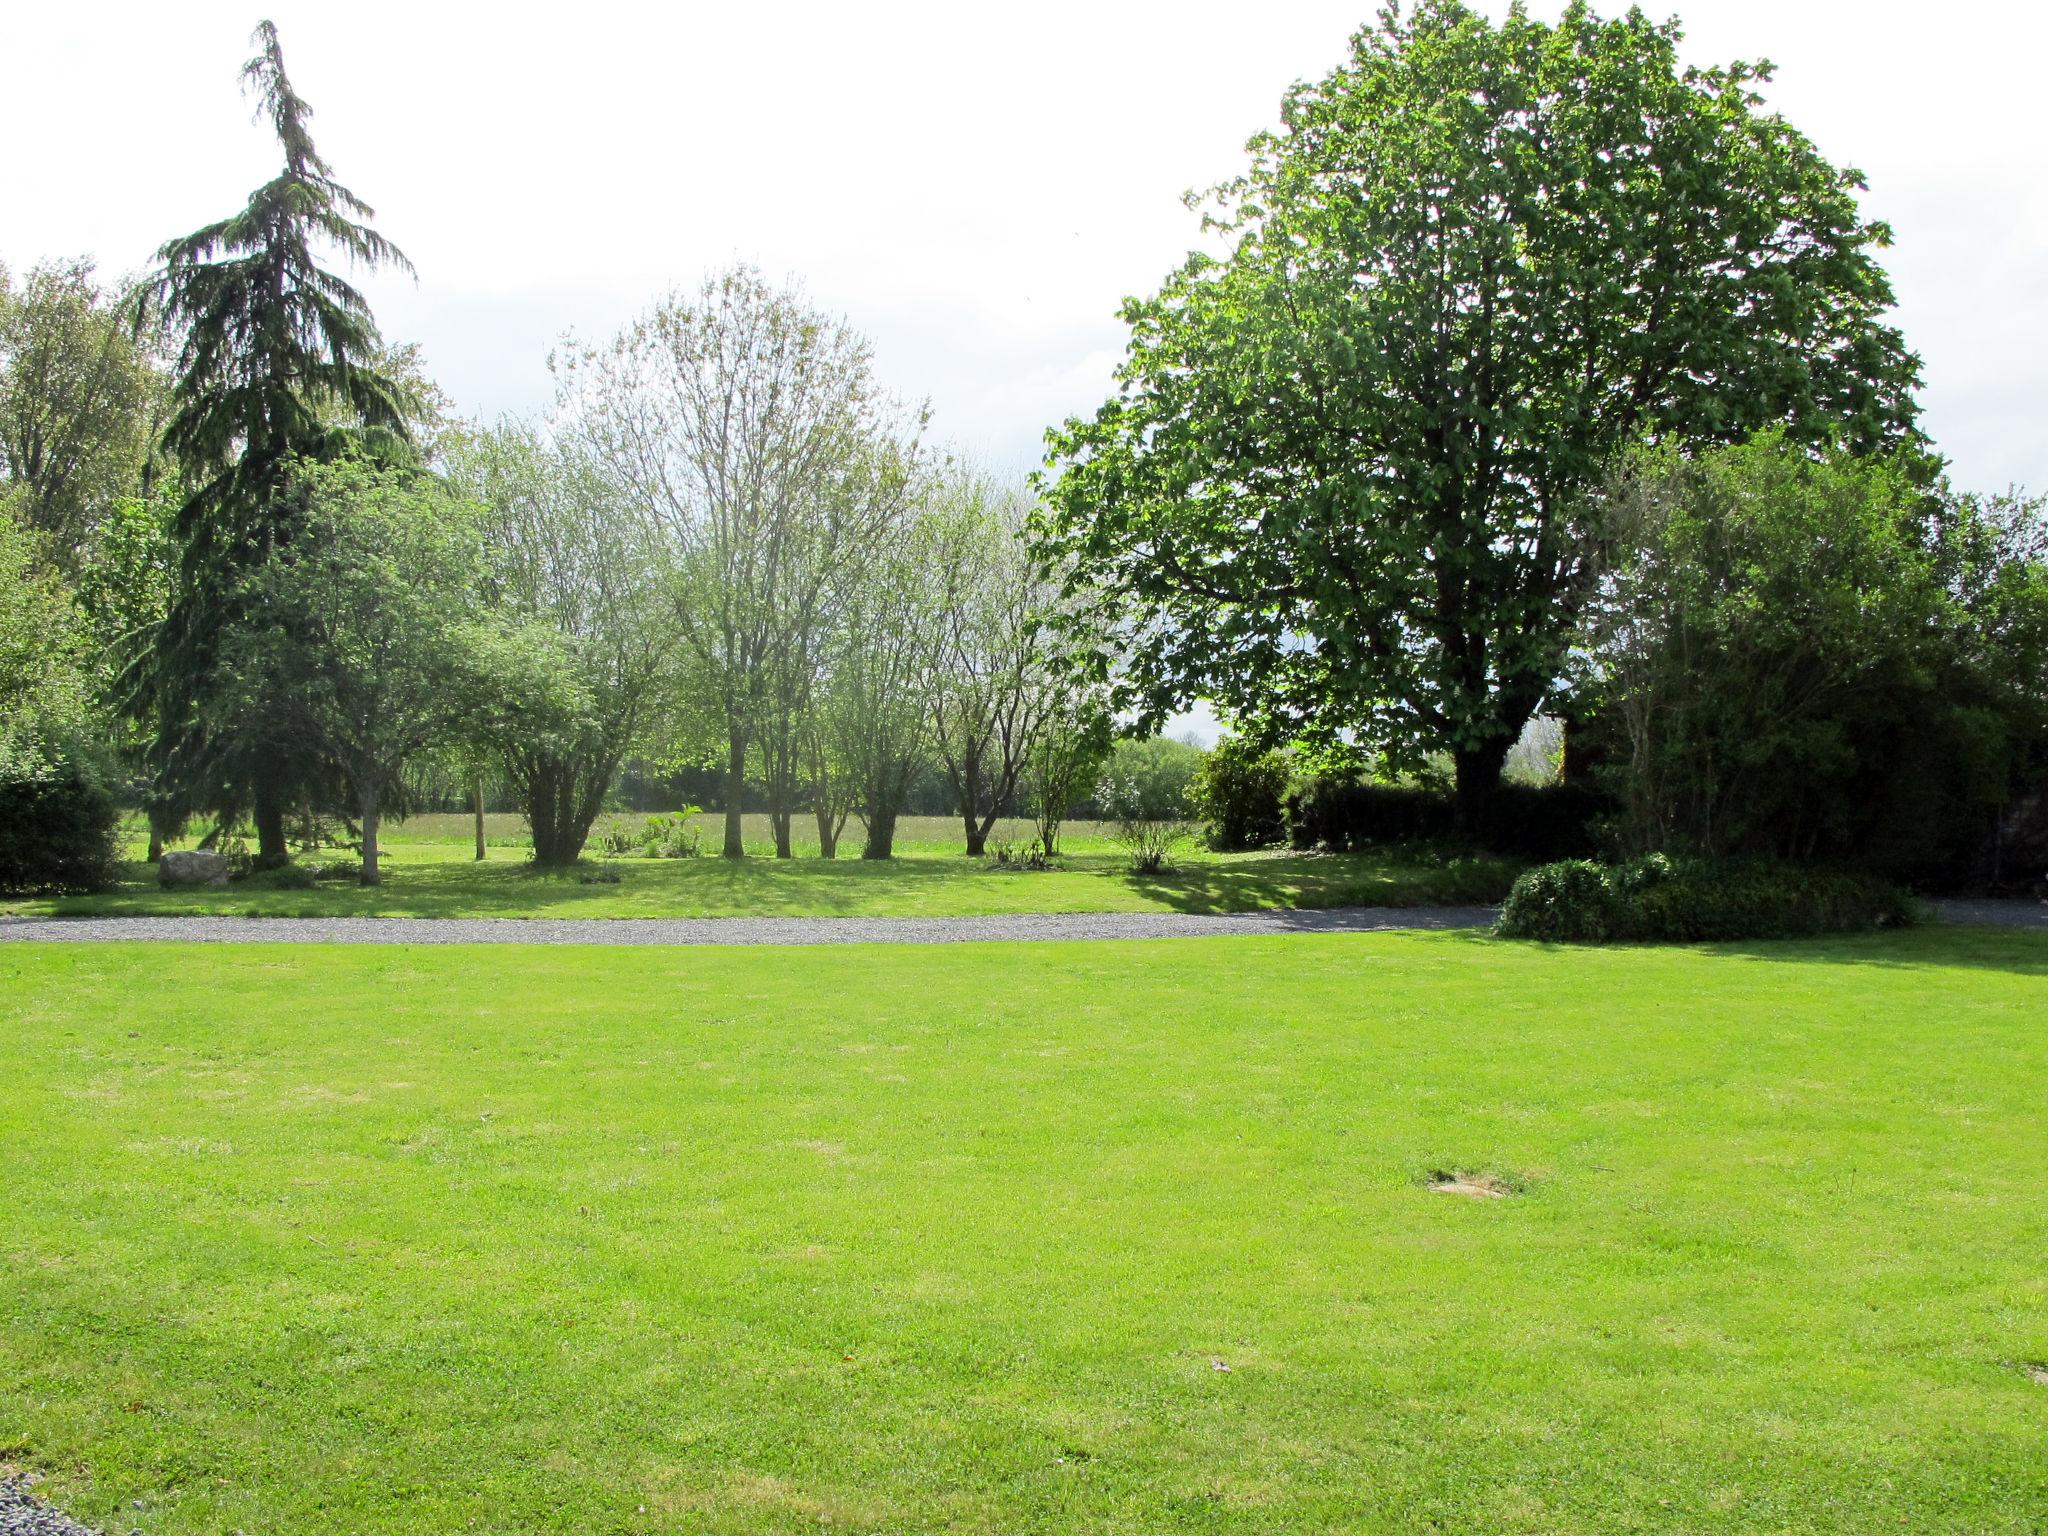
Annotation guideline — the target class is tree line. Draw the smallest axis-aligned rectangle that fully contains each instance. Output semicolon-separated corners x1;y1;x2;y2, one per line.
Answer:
6;5;2046;897
1;25;1112;887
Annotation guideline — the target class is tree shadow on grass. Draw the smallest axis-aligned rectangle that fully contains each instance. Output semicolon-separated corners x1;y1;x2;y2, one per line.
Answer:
1126;851;1519;915
1488;923;2048;978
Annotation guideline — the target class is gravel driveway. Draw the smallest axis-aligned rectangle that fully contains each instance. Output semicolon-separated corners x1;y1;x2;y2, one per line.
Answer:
0;899;2038;946
0;905;1502;946
0;1480;102;1536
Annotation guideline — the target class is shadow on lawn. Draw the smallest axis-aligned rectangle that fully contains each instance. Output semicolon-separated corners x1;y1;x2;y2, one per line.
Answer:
1702;924;2048;977
1487;923;2048;977
1126;850;1519;915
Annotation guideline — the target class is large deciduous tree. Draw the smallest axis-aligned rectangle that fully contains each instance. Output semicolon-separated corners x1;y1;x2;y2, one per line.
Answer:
446;421;674;868
1037;0;1922;828
564;268;919;859
225;459;486;885
135;20;417;866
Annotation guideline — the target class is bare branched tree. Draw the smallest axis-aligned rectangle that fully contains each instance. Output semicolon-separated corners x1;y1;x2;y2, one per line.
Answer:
926;472;1066;855
562;267;920;859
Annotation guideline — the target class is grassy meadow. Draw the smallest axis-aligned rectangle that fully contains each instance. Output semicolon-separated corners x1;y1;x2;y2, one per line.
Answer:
3;927;2046;1533
0;812;1519;919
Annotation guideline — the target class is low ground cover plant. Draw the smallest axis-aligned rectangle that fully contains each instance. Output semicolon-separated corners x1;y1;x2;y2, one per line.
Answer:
1497;853;1919;943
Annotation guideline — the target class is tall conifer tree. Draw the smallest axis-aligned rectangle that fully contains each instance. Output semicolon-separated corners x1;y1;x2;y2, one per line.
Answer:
136;20;415;863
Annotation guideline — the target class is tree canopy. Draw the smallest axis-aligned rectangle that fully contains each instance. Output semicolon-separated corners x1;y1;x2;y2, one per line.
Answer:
1037;0;1923;824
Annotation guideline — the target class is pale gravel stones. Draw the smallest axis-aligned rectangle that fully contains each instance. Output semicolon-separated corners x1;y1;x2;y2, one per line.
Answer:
0;905;1501;946
0;1478;108;1536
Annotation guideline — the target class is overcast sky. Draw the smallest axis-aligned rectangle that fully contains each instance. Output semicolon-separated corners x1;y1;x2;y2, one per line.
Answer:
6;0;2042;498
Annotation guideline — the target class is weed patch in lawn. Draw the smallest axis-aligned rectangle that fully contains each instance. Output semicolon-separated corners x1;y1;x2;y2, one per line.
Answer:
1427;1169;1517;1198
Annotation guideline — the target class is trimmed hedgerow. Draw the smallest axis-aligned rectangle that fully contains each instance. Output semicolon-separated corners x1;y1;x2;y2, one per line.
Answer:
0;760;123;895
1284;775;1609;860
1496;854;1919;944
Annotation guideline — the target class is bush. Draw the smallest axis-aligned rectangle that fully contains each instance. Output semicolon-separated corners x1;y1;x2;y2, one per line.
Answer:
0;760;122;895
1285;778;1448;850
1284;774;1608;859
1497;855;1919;944
1189;737;1289;850
1099;770;1193;875
1082;736;1204;821
593;815;640;857
641;808;703;858
238;862;318;891
1484;782;1612;861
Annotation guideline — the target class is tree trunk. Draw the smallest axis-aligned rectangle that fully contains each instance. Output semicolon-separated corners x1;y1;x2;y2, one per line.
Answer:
1452;742;1511;842
359;787;382;886
862;808;897;860
472;780;486;860
815;807;839;859
958;745;984;856
722;732;747;859
146;825;163;863
771;806;793;859
252;769;289;869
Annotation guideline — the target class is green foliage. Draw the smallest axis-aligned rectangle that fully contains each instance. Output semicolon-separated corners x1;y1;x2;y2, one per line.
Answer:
0;506;96;782
1575;433;2048;883
1093;734;1204;821
1284;773;1609;860
1188;735;1289;850
0;755;120;895
0;258;163;570
223;458;490;883
640;808;703;858
1037;0;1922;817
136;22;418;854
1097;769;1193;874
1022;692;1112;855
1497;854;1918;943
443;421;674;867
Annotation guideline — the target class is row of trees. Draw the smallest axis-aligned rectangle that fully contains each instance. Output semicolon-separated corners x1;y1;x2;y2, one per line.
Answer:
0;24;1120;888
9;5;2045;895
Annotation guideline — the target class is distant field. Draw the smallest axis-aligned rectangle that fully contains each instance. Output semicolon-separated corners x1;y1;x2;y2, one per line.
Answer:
0;812;1518;919
393;810;1117;856
3;927;2044;1534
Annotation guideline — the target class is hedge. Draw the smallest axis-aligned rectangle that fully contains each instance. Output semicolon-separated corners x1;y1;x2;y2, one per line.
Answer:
1496;854;1920;944
1284;776;1609;860
0;760;123;895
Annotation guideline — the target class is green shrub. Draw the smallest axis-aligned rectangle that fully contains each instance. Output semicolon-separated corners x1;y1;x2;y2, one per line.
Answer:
1099;771;1193;874
593;815;640;857
641;808;703;858
1189;737;1289;850
1285;774;1608;859
238;862;318;891
1497;855;1918;944
0;759;122;895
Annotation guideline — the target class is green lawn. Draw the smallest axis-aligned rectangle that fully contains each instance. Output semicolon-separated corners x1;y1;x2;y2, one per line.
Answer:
3;928;2045;1533
1;813;1518;919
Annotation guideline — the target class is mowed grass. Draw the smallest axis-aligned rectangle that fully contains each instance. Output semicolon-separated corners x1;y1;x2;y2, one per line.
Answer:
3;928;2046;1533
1;813;1517;919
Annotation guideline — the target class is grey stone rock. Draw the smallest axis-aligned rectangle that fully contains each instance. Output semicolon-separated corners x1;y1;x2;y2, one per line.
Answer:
157;849;230;888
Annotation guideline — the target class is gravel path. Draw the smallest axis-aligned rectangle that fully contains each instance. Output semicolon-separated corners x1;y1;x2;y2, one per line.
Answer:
0;899;2036;947
0;905;1502;946
0;1480;103;1536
